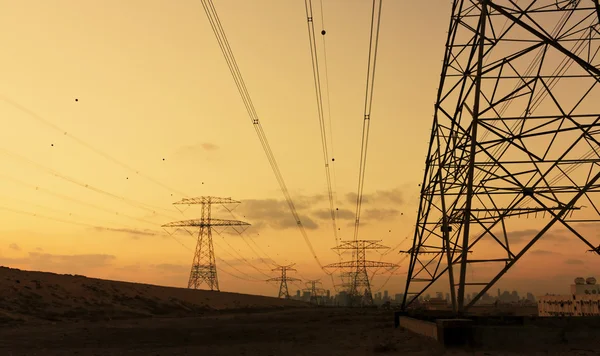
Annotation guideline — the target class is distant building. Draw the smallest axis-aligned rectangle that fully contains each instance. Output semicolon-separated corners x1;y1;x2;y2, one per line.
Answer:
394;293;404;304
423;297;448;310
538;277;600;316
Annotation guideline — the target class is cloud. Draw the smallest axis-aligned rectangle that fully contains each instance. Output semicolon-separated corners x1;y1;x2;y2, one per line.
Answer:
0;252;116;271
9;243;20;251
345;188;404;206
233;199;319;230
530;249;557;255
152;263;189;273
200;143;219;151
173;142;219;159
362;208;400;221
93;227;159;239
312;208;354;221
565;258;584;265
505;229;567;243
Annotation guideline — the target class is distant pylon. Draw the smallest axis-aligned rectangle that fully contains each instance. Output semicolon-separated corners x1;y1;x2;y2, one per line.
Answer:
326;240;397;306
303;279;326;304
267;264;300;299
162;196;250;291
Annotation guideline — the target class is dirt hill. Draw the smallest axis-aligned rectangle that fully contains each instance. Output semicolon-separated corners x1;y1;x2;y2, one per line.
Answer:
0;266;307;323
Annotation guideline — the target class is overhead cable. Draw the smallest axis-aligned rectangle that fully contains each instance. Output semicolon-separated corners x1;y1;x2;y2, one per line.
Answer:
352;0;383;242
200;0;329;272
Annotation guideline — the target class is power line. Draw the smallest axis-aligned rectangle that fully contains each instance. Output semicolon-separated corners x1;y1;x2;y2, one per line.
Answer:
221;207;279;270
0;192;140;231
173;234;264;282
212;228;273;278
0;174;161;227
352;0;383;242
0;95;190;199
200;0;329;272
0;146;180;220
303;0;339;246
318;0;340;229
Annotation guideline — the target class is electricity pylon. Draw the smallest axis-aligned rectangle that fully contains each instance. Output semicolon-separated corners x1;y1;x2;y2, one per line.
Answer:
162;196;250;291
326;240;397;306
267;264;300;299
303;279;326;304
403;0;600;315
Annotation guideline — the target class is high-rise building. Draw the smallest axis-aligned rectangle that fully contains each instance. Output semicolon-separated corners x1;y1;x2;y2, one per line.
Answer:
394;293;404;303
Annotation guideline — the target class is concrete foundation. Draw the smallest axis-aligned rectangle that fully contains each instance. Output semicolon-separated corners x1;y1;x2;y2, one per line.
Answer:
395;312;600;350
397;315;438;341
436;319;473;346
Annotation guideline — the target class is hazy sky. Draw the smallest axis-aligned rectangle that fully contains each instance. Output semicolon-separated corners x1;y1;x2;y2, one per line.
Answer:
0;1;597;298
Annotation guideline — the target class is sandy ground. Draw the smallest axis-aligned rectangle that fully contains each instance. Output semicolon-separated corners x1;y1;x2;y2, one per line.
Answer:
0;266;305;323
1;267;599;355
1;308;599;356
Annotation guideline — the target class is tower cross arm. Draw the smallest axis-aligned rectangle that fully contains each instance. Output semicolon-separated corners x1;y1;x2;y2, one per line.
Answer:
332;240;389;251
324;260;399;269
267;277;301;282
161;218;250;228
173;196;242;205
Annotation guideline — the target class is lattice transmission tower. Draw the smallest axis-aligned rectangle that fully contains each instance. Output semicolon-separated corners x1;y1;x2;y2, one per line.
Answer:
403;0;600;315
267;264;300;299
162;197;250;291
326;240;398;306
303;279;326;304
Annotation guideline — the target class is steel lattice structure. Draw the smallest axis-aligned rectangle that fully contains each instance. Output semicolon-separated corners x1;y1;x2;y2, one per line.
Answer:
162;196;249;291
267;264;300;299
327;240;397;306
303;279;326;304
402;0;600;314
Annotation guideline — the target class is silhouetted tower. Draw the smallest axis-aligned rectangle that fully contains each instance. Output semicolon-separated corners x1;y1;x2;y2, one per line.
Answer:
268;264;300;299
403;0;600;315
162;197;250;291
303;279;326;304
326;240;397;306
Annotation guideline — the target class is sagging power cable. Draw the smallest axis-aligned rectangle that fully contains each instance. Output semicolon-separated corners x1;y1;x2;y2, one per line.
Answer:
353;0;383;242
200;0;329;272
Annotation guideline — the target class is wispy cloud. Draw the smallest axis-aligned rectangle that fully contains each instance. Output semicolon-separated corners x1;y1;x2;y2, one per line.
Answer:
9;243;20;251
0;252;116;271
152;263;189;273
312;208;354;221
503;229;568;243
345;188;404;206
530;249;558;255
565;258;584;265
362;208;400;221
232;199;319;231
173;142;220;160
93;227;159;239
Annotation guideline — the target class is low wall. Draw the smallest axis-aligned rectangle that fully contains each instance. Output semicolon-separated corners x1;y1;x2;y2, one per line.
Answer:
398;316;438;341
395;312;600;350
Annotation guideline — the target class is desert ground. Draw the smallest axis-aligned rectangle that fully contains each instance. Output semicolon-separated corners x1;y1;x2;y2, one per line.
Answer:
0;267;598;355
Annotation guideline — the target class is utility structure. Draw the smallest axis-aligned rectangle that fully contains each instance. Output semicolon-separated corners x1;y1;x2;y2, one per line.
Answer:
162;197;250;291
303;279;326;304
403;0;600;315
326;240;397;306
268;264;300;299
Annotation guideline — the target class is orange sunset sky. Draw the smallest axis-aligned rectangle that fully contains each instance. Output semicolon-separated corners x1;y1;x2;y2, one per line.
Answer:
0;0;598;298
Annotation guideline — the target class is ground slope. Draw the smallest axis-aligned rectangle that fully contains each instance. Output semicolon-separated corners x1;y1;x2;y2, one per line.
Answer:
0;266;306;323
